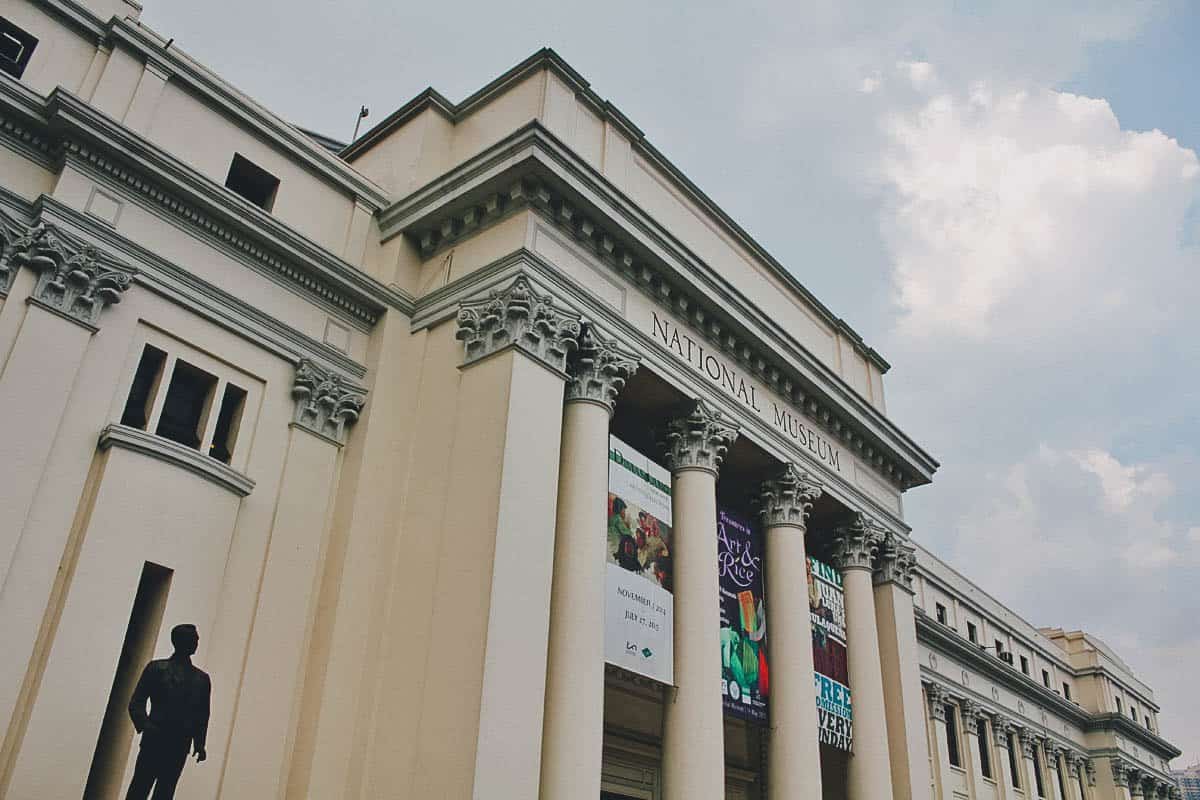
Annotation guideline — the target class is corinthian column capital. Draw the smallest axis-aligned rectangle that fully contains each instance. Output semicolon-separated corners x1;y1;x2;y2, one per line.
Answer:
961;699;984;735
12;222;134;327
874;529;918;591
455;275;582;373
0;209;28;294
564;323;639;413
292;359;367;445
757;463;822;529
830;512;885;572
658;397;739;476
925;682;950;721
992;714;1014;747
1018;727;1038;759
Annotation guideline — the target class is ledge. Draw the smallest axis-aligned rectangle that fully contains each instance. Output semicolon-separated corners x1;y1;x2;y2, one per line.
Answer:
1085;713;1181;760
98;424;255;497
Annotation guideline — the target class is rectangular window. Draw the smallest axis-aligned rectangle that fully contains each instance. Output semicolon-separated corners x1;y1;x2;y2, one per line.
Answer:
1007;733;1021;789
936;603;948;625
1021;655;1030;675
208;383;247;464
120;344;167;430
155;359;218;449
0;17;38;79
995;638;1004;654
1033;745;1046;798
1042;669;1051;688
979;720;993;779
225;153;279;211
1116;697;1123;714
83;562;173;798
967;621;978;643
1130;704;1137;720
1063;682;1071;701
945;704;962;768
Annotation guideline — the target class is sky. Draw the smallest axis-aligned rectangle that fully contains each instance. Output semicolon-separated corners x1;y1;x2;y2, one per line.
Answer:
141;0;1200;767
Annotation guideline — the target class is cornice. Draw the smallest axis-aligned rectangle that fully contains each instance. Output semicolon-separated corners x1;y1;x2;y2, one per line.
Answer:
916;613;1091;727
29;192;367;379
98;424;255;497
345;49;889;374
406;251;916;531
379;123;937;489
1086;714;1181;761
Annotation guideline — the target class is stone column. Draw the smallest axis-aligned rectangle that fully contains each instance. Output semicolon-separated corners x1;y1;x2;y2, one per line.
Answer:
992;715;1016;799
925;683;953;800
1064;752;1083;800
659;398;739;800
1019;728;1040;799
221;361;366;798
874;530;932;800
1109;758;1134;800
758;464;824;800
1130;772;1147;800
831;513;894;800
962;700;988;797
539;325;639;800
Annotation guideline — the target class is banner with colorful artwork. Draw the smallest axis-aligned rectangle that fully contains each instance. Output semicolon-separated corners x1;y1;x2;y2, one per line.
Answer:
606;436;673;683
809;556;852;750
718;509;768;723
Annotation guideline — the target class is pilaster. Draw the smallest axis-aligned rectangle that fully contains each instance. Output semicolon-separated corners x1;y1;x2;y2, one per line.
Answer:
962;699;988;799
925;682;953;800
222;361;366;798
993;714;1017;799
1019;728;1040;800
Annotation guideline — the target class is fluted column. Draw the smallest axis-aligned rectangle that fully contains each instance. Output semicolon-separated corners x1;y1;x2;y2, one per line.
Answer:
539;325;639;800
962;700;988;797
926;683;953;800
992;715;1016;799
1063;753;1083;800
758;464;823;800
659;398;739;800
831;513;894;800
1110;758;1134;800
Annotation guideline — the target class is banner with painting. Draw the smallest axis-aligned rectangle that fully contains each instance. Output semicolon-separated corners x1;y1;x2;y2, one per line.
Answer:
809;556;853;750
605;436;674;683
718;509;768;723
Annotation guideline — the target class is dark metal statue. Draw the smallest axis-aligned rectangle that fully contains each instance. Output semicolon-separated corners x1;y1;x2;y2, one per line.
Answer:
125;623;211;800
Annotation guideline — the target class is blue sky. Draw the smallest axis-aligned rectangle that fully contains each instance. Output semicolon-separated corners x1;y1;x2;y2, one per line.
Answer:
141;0;1200;766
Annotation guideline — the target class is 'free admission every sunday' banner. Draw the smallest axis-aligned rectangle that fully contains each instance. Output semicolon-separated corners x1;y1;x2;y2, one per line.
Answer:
809;556;853;750
718;508;768;722
605;436;674;683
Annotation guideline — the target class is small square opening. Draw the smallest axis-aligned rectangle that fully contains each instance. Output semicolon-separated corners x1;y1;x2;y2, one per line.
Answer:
156;360;217;449
0;18;38;79
209;383;246;464
224;153;279;211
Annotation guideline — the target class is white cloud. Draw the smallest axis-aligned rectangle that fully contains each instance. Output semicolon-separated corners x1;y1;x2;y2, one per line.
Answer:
877;77;1200;339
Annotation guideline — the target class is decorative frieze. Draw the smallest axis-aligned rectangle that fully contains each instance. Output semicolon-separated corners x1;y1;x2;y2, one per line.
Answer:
658;397;739;476
925;682;950;722
564;323;639;412
292;358;367;445
874;529;917;591
455;275;582;374
757;463;822;529
830;511;885;571
11;222;133;327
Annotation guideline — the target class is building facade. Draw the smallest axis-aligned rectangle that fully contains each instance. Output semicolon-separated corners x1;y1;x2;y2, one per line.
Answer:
0;1;1182;798
1171;764;1200;800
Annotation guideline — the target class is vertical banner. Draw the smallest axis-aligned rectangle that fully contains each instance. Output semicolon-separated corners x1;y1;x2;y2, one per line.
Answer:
809;556;853;750
718;509;768;723
606;436;674;683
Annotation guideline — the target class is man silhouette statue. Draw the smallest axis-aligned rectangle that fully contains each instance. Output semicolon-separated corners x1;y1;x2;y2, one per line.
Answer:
125;623;211;800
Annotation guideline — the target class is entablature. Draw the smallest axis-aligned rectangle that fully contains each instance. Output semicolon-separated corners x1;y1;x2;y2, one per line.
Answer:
379;122;938;491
